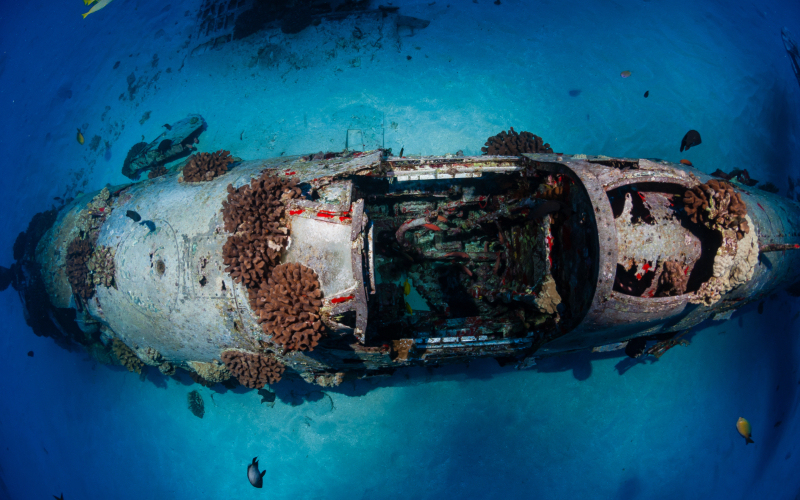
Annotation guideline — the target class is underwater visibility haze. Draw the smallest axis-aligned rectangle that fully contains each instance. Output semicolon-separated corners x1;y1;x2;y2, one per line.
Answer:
1;0;800;498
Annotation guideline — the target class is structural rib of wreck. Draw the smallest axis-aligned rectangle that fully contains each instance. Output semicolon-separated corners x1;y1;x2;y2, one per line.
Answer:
10;151;800;387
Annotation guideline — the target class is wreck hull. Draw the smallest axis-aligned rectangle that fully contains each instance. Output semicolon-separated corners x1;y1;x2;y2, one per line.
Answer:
23;151;800;382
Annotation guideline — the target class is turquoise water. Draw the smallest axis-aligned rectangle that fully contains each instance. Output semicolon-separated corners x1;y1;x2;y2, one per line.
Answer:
1;0;800;498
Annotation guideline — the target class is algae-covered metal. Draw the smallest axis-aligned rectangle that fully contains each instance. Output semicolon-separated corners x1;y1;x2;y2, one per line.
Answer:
12;150;800;386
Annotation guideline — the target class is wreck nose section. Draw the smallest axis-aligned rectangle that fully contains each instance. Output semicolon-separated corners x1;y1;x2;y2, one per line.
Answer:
537;155;800;355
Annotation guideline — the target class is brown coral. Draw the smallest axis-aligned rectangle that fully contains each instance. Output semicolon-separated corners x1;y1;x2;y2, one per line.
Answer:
66;237;94;300
148;165;168;179
182;150;234;182
255;263;325;351
656;261;689;297
220;349;285;388
684;180;748;237
112;339;144;374
221;172;302;295
481;127;554;156
86;245;116;289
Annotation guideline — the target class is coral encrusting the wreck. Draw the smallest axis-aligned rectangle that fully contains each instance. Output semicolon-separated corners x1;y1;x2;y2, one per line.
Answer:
220;349;285;388
481;128;554;156
66;237;94;300
111;339;144;374
683;180;749;239
122;142;148;180
256;263;325;351
148;165;168;179
656;261;689;297
187;360;231;384
182;150;234;182
220;171;302;305
187;390;205;418
86;245;116;289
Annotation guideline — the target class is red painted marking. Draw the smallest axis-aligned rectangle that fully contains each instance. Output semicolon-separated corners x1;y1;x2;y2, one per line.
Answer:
444;252;469;259
636;273;643;280
642;263;651;272
331;295;355;304
546;235;554;251
758;203;765;211
684;266;690;275
317;211;335;219
647;290;656;297
638;192;646;202
285;170;296;175
352;152;364;157
288;209;304;215
795;244;800;249
423;224;442;231
339;216;351;222
98;207;105;212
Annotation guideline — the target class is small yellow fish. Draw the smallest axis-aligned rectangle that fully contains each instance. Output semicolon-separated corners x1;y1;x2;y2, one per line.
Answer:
83;0;113;18
84;0;96;5
736;417;754;444
76;128;84;145
404;301;412;314
620;70;632;78
403;280;410;296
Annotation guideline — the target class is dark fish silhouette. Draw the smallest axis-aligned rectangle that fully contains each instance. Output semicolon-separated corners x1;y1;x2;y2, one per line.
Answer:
162;123;172;131
27;351;33;357
568;89;581;97
53;494;64;500
644;91;649;98
247;457;266;488
781;27;800;90
140;220;156;232
126;210;141;222
680;130;702;152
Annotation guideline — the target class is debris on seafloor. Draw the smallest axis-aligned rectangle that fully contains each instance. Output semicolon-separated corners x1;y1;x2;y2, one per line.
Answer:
122;114;206;180
187;390;205;418
125;210;141;222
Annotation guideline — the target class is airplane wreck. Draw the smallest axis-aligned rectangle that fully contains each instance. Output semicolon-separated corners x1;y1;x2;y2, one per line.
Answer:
6;148;800;388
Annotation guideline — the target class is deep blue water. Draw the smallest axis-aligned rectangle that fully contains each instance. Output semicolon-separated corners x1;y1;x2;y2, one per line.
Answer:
1;0;800;498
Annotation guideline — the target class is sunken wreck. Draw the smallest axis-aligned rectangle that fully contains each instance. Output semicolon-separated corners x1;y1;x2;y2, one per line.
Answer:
6;149;800;388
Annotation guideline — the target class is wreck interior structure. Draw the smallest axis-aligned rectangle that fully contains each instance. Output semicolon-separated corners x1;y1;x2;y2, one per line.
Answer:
7;149;800;388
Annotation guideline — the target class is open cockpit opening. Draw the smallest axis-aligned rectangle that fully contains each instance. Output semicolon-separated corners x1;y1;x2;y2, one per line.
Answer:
607;182;720;298
346;166;583;351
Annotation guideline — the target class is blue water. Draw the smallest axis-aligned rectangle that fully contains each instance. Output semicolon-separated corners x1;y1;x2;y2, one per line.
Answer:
2;0;800;498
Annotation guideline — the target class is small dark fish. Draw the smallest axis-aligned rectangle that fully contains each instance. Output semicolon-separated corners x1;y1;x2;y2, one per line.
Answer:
126;210;141;222
27;351;33;357
53;494;64;500
644;90;649;98
680;130;702;152
399;147;404;157
258;388;276;404
247;457;266;488
162;123;172;131
775;420;783;427
157;139;173;153
140;220;156;232
568;89;581;97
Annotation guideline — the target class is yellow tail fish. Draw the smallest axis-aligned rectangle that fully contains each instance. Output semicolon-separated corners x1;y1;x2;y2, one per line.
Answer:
736;417;754;444
403;280;410;296
84;0;96;5
76;128;84;145
83;0;113;18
